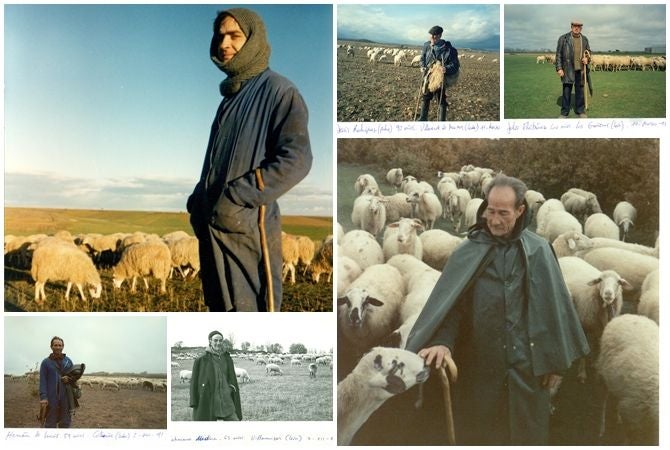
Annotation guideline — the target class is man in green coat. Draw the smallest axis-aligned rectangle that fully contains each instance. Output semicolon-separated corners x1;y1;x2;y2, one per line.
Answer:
190;330;242;421
405;174;589;445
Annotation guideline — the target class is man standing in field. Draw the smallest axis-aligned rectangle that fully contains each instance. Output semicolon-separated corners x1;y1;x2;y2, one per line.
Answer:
190;330;241;421
187;8;313;312
418;25;460;121
39;336;82;428
555;19;591;118
406;174;588;444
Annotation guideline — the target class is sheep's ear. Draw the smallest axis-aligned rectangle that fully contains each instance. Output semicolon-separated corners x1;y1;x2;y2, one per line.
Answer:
619;278;634;291
337;297;350;306
388;222;399;228
365;296;385;307
587;277;602;286
412;219;425;230
567;238;576;250
373;354;384;371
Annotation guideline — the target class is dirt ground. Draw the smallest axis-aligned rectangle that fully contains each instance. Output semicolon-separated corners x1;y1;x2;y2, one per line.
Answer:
4;378;167;429
337;41;499;122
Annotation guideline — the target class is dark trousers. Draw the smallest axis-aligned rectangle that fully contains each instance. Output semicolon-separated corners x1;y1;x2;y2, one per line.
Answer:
418;90;448;121
45;401;71;428
561;70;585;116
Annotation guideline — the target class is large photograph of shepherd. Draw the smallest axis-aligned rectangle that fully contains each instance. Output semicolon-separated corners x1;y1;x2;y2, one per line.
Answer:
336;138;658;445
3;4;333;312
4;316;167;429
337;4;500;122
504;4;666;119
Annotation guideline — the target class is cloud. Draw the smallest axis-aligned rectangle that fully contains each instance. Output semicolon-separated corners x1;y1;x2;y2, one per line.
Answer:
5;171;332;216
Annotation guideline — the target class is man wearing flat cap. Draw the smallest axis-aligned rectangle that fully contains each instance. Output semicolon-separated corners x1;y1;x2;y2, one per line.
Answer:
187;8;313;312
555;20;591;118
190;330;242;421
418;25;460;121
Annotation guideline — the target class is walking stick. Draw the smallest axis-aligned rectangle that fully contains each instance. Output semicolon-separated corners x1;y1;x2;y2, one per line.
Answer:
583;49;591;111
255;168;275;312
438;357;458;445
413;75;424;120
438;76;446;121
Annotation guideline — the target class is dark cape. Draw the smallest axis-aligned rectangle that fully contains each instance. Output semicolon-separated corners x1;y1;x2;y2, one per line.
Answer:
405;200;589;444
190;350;242;421
187;67;312;312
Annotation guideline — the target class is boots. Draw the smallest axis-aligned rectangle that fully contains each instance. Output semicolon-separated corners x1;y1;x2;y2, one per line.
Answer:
439;103;448;121
417;96;431;121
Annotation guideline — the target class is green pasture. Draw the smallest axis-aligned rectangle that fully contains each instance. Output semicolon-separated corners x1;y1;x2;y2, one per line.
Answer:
504;54;665;118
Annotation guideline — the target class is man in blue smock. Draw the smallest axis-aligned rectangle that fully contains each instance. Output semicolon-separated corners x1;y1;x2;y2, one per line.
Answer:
187;8;313;312
39;336;74;428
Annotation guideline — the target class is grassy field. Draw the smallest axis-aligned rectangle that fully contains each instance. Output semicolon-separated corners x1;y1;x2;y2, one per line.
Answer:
504;54;666;118
4;207;333;312
171;355;332;421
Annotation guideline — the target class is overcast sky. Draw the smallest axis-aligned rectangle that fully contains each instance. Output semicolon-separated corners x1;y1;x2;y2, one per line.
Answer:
338;4;500;50
505;4;666;51
3;4;332;216
4;316;166;375
169;313;334;354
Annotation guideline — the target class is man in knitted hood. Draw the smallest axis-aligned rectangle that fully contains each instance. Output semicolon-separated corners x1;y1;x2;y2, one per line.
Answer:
188;8;313;312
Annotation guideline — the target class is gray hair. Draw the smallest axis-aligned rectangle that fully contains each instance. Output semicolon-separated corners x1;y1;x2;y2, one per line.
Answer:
484;174;528;207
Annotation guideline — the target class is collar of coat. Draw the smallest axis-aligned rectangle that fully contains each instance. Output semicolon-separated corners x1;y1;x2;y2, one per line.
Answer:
405;204;589;376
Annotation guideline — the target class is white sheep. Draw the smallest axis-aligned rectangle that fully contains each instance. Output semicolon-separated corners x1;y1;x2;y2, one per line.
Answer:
584;213;619;240
612;201;637;241
337;264;405;350
179;370;192;383
31;242;102;303
410;54;422;66
596;314;658;445
290;358;302;367
407;191;442;230
296;235;316;275
235;367;251;383
386;168;403;190
535;198;566;235
448;189;472;234
463;198;484;230
162;230;190;242
559;256;631;382
537;210;582;243
336;222;345;243
310;236;333;283
266;364;283;376
524;189;546;223
337;347;430;445
560;188;602;223
637;269;658;324
418;229;463;271
166;236;199;279
354;174;379;196
352;195;387;237
382;218;424;261
340;230;384;271
102;380;120;391
378;192;413;223
582;248;658;301
577;237;657;258
112;240;172;294
338;255;363;297
281;232;300;284
551;231;593;258
437;177;458;219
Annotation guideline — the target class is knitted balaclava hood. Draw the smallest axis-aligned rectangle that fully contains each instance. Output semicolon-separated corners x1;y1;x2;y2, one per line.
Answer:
210;8;271;97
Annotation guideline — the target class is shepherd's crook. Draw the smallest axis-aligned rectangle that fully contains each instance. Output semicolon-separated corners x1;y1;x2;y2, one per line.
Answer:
413;74;424;120
255;168;275;312
583;49;591;111
439;356;458;445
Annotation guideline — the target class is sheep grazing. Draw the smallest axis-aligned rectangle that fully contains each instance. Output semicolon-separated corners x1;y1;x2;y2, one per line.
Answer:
560;188;602;223
340;230;384;271
352;195;387;237
354;174;379;196
266;364;283;376
382;218;424;261
551;231;593;258
582;248;658;301
310;236;333;283
338;264;405;351
337;347;430;445
559;256;631;382
337;255;363;297
112;240;172;294
597;314;658;445
31;242;102;303
295;235;316;275
612;201;637;242
463;198;484;230
162;230;190;242
281;232;300;284
637;269;659;324
407;191;442;230
448;189;471;234
235;367;251;383
386;168;403;191
101;380;120;392
166;236;199;279
584;213;620;240
537;210;582;243
309;363;318;379
418;229;463;271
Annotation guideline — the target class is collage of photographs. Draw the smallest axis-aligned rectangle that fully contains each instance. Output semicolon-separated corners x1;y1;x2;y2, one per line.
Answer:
2;1;665;448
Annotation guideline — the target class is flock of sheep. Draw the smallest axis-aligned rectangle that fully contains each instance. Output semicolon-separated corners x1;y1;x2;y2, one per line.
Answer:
338;43;498;67
337;164;659;444
7;372;167;393
536;53;666;71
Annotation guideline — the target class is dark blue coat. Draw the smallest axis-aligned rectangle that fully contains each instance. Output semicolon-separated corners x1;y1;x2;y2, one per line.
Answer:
39;355;73;427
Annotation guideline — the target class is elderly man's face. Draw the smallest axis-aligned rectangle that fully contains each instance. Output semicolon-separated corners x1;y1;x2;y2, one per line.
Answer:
219;16;247;62
485;186;525;238
430;33;442;45
210;334;224;352
51;339;64;355
571;23;583;34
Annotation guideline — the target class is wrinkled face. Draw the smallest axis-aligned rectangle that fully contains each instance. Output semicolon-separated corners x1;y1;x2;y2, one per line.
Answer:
485;186;525;238
218;15;247;63
571;23;583;35
209;334;224;352
51;339;64;355
430;33;442;45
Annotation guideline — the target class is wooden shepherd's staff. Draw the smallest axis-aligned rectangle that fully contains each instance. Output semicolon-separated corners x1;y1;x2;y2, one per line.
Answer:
583;49;591;111
255;168;274;312
439;355;459;445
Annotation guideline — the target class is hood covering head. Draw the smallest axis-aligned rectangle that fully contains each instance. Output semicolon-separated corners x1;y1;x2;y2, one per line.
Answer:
210;8;271;97
468;197;531;244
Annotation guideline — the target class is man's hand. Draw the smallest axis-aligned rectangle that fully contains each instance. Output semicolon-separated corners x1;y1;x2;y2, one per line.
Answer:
61;375;71;384
418;345;452;370
541;373;562;389
40;399;48;406
581;57;589;65
557;69;565;77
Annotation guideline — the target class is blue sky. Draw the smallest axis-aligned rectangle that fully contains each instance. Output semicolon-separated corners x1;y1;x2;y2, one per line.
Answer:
505;4;666;51
4;4;333;216
337;4;500;50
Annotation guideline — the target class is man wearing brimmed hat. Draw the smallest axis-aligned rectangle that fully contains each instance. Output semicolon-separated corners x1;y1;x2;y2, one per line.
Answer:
418;25;460;121
190;330;242;421
187;8;313;312
555;19;591;118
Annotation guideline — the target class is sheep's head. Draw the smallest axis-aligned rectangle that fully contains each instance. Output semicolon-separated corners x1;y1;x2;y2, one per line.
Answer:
337;288;384;330
368;197;385;216
587;270;632;322
361;347;429;396
111;267;125;289
89;283;102;299
388;218;423;244
564;231;593;252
